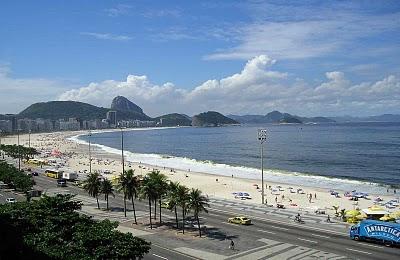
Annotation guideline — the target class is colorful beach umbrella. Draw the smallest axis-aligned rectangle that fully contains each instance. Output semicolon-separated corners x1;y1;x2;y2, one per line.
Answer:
379;215;395;222
345;209;360;217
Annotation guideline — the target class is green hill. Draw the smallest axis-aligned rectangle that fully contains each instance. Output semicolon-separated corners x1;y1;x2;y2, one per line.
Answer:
192;111;239;127
18;101;151;121
155;113;192;126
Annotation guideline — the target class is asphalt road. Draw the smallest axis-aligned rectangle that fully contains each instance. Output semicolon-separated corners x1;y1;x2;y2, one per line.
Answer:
1;162;400;260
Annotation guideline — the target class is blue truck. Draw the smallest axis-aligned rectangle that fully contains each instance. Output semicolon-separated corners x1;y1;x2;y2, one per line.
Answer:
350;220;400;247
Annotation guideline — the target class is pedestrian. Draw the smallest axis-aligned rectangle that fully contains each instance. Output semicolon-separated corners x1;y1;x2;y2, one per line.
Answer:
275;196;278;203
230;240;235;250
282;194;285;200
314;193;317;199
216;178;218;182
387;188;389;193
327;215;331;223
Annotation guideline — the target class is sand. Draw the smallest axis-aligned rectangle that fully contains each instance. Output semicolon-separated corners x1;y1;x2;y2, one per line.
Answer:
1;129;399;216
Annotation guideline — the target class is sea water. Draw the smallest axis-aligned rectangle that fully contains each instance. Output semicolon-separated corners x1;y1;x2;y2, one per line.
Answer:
73;122;400;195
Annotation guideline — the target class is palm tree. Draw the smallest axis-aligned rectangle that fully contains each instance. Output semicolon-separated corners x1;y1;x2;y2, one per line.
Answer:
176;184;189;234
126;169;140;224
188;188;209;237
148;170;169;223
167;181;181;229
83;172;101;209
101;178;114;210
140;176;157;229
116;171;129;217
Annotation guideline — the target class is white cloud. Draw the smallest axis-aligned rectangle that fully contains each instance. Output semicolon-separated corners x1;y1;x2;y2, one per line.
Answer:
205;12;400;60
105;4;132;17
80;32;132;41
0;65;72;114
58;55;400;117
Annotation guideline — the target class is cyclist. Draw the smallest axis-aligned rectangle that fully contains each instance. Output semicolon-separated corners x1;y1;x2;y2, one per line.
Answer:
230;240;235;250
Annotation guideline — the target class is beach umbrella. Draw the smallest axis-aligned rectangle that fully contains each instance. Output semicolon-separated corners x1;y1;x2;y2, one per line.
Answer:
356;213;367;220
389;211;400;219
345;209;360;217
379;215;394;222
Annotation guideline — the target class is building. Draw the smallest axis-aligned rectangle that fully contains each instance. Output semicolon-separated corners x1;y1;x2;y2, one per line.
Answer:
59;118;80;131
106;111;117;127
0;120;12;133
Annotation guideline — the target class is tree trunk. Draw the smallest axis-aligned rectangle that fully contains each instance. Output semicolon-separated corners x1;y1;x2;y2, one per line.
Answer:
96;196;100;209
124;197;127;217
149;198;153;229
174;206;179;229
106;195;109;210
182;207;185;234
131;197;137;224
154;198;157;219
197;215;201;237
159;199;162;223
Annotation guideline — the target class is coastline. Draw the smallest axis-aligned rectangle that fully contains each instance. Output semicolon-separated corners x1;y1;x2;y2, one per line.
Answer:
2;129;399;216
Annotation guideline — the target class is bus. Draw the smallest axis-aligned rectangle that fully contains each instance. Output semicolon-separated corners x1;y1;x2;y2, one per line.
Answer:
45;169;63;179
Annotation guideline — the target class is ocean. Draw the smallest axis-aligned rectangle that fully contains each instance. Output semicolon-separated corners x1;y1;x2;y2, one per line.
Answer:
74;122;400;195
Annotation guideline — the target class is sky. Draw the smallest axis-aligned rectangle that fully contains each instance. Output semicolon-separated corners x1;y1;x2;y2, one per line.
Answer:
0;0;399;117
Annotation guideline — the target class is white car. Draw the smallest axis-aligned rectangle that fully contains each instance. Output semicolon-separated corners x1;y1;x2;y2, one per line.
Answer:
6;198;16;203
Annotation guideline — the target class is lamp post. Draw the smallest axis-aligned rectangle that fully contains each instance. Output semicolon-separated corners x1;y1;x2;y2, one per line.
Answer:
17;128;21;171
0;130;3;160
120;126;125;175
28;129;31;149
258;129;267;204
88;130;92;174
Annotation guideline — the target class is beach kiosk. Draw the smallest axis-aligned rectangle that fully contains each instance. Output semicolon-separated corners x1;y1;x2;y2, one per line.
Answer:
361;206;389;220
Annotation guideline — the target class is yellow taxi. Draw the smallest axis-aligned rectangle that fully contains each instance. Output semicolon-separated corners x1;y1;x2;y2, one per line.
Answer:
228;216;251;225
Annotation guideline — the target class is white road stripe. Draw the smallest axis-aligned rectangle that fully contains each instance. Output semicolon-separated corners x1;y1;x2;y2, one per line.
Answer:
297;238;318;244
257;229;277;235
269;226;289;231
0;194;4;197
311;233;330;239
345;248;372;255
152;253;168;260
208;213;220;217
359;243;384;249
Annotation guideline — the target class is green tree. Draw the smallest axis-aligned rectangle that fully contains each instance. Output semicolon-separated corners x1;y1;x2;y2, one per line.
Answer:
188;188;209;237
148;170;168;223
117;169;140;223
167;181;181;229
101;178;114;210
140;176;157;229
176;184;189;234
83;172;101;209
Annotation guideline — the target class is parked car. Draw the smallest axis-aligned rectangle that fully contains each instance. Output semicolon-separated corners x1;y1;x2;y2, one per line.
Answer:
32;172;39;176
6;198;16;203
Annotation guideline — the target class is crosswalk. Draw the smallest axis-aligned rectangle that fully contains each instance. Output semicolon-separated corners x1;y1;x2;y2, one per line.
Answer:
176;238;350;260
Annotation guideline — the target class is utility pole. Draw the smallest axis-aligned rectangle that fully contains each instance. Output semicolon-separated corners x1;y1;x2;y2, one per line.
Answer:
88;130;92;174
121;127;125;174
258;129;267;204
17;129;21;171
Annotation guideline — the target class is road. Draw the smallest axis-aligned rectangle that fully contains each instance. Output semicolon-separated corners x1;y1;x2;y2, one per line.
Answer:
1;163;400;259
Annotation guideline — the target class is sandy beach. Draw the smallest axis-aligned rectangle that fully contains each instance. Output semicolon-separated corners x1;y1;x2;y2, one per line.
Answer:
2;129;399;217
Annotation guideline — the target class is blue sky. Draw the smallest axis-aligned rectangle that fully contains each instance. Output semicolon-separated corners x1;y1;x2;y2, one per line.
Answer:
1;1;399;116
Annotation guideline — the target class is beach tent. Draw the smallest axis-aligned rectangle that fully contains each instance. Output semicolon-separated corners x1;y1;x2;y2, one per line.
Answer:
362;206;389;220
379;215;395;222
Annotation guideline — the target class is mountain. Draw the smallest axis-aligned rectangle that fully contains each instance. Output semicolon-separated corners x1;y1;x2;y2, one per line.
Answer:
111;96;143;114
229;111;335;124
192;111;239;127
330;114;400;123
18;100;151;121
155;113;192;126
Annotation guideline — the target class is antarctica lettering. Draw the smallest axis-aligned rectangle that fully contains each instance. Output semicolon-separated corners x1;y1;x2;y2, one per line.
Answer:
364;224;400;241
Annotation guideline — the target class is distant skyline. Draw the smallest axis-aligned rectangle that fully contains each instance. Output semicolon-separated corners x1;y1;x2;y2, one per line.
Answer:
1;1;399;117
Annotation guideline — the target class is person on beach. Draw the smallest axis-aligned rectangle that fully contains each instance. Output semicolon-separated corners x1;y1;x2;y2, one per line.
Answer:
314;193;317;199
275;196;278;203
326;215;331;223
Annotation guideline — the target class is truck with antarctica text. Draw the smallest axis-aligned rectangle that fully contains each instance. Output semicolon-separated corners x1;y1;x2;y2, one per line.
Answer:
350;219;400;247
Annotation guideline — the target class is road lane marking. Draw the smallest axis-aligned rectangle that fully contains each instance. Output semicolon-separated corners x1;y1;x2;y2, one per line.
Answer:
210;207;347;236
208;213;220;217
297;238;318;244
269;226;289;231
257;229;276;235
345;248;372;255
0;194;3;197
359;243;383;249
311;233;330;239
152;254;168;260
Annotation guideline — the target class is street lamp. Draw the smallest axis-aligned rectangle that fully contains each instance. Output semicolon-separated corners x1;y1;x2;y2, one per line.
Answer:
28;129;31;149
258;129;267;204
17;128;21;171
119;126;125;175
0;130;3;160
88;130;92;174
